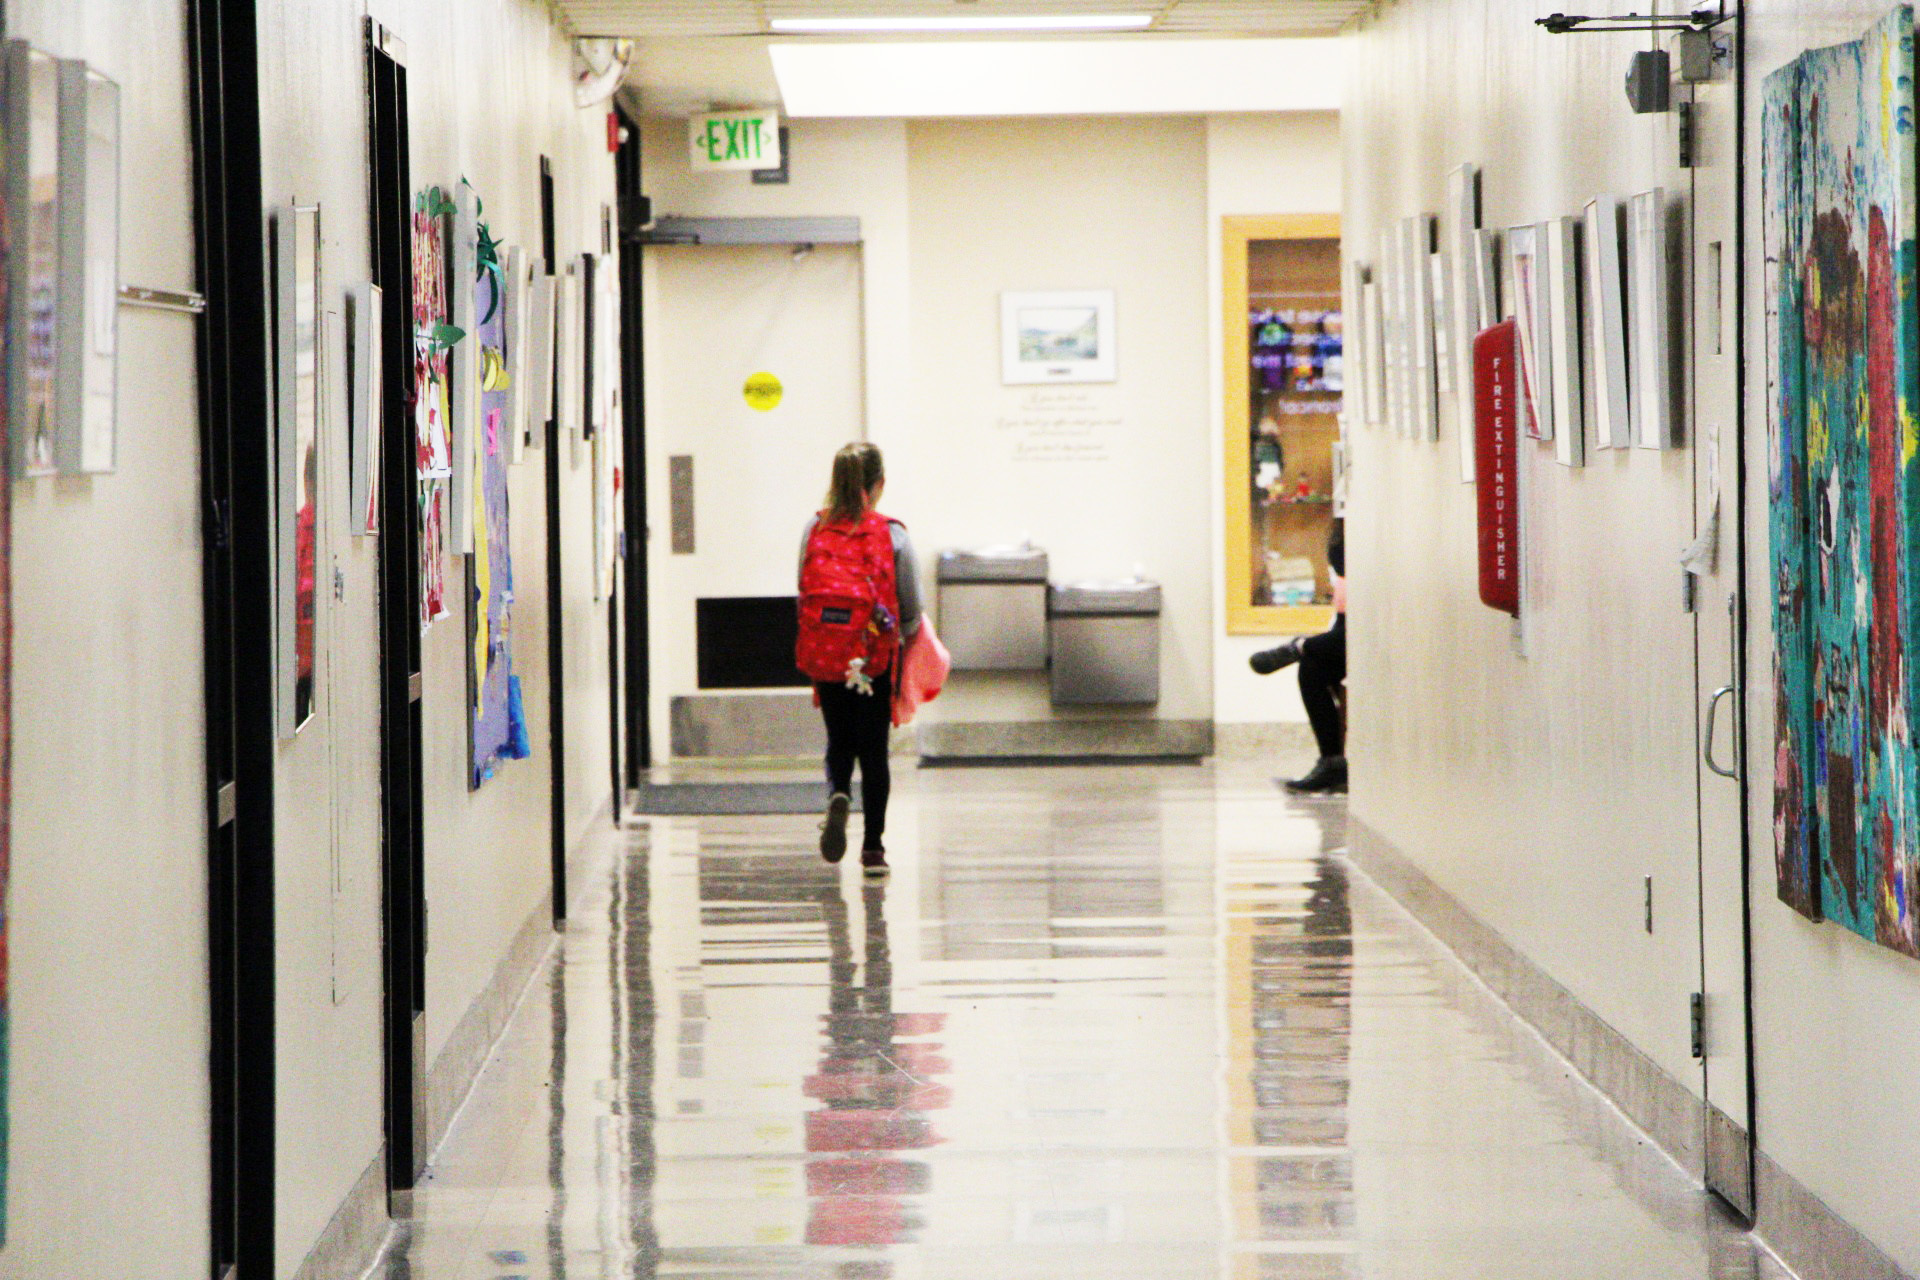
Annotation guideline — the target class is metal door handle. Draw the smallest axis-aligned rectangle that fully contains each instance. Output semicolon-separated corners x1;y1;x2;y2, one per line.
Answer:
1704;684;1737;779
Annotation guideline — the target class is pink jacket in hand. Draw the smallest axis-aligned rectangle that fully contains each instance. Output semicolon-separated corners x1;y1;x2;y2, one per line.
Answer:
891;621;952;728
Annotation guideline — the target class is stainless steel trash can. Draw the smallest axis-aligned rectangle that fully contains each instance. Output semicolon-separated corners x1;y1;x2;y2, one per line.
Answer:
1048;579;1162;705
937;546;1050;671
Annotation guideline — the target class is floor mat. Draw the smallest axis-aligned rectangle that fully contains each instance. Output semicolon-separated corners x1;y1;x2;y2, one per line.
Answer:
632;781;856;815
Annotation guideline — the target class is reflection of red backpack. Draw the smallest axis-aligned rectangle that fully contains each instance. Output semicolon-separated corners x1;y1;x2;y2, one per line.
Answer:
797;511;900;684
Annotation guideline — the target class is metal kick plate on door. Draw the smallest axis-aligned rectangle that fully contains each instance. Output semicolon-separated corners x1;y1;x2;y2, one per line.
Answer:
669;455;695;554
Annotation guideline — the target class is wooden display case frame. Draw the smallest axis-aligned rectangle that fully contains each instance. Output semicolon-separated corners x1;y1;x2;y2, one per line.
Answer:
1223;213;1341;635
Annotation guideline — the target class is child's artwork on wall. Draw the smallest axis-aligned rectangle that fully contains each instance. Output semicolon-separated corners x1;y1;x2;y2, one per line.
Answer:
7;42;59;479
1506;223;1552;443
1764;6;1920;955
450;182;478;554
413;187;455;630
1627;189;1674;450
468;212;529;789
348;283;381;535
1447;164;1481;480
56;58;118;475
273;205;321;738
1583;196;1632;450
1403;215;1439;442
1545;215;1584;468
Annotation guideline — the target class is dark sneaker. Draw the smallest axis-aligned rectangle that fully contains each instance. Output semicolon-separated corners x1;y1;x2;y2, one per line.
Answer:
1250;639;1301;675
820;793;851;862
860;845;889;877
1284;757;1347;794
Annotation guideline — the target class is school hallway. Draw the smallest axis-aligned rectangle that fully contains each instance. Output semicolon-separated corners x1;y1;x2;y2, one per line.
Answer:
367;762;1786;1280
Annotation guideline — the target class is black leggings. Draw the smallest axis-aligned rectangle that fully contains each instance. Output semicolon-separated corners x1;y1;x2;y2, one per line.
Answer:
1299;616;1346;759
817;673;892;847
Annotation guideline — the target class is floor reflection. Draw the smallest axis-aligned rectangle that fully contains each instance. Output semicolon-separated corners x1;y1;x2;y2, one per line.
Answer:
374;764;1793;1280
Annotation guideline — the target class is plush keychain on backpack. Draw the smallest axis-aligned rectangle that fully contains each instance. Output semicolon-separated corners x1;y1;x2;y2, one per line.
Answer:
844;656;874;695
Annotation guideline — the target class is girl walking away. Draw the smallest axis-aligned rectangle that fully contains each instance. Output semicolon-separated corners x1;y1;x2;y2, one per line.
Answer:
797;443;921;875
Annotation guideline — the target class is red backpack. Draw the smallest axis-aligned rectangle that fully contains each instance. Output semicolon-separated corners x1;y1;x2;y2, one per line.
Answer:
796;511;901;685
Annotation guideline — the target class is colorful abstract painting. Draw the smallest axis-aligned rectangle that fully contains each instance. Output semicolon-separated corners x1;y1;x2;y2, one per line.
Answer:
468;214;528;788
413;188;454;630
1765;6;1920;956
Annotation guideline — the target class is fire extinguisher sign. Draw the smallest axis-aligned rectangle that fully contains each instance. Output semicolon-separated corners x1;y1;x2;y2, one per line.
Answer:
1474;320;1521;617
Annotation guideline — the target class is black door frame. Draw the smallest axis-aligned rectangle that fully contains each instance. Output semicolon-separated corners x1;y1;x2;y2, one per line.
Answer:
542;157;569;923
188;1;277;1273
365;20;429;1198
614;106;651;783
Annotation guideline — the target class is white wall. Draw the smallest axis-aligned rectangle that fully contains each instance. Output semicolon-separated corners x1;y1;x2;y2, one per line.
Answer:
898;116;1213;726
642;114;1236;748
1346;1;1920;1274
0;4;209;1277
641;116;911;754
1742;6;1920;1273
1205;112;1343;726
260;0;619;1272
1344;0;1698;1090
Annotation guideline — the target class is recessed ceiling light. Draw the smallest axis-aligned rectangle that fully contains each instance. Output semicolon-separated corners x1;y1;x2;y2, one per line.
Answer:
769;14;1155;33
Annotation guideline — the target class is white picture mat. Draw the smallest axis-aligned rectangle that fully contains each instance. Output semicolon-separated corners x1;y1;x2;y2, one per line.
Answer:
55;61;117;475
556;263;582;438
1380;228;1404;437
1584;197;1632;449
1430;249;1453;397
1546;216;1585;467
1405;215;1438;441
1000;289;1117;384
1362;277;1385;426
1507;223;1553;442
502;245;527;465
1474;228;1500;330
524;270;555;449
1446;164;1481;429
596;253;619;435
1628;189;1673;449
449;182;478;553
273;205;322;739
348;282;381;535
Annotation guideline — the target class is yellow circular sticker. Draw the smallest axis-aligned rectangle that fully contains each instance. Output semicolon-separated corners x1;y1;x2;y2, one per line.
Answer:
743;371;784;411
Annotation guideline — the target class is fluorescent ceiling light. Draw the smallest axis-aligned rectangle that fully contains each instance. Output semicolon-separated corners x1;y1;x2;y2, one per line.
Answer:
771;38;1344;116
770;14;1154;33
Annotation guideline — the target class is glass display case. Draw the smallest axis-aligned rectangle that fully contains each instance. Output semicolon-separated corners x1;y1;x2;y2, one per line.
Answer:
1223;215;1342;634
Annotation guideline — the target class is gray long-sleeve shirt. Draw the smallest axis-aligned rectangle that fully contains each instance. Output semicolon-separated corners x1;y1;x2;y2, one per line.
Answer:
799;516;923;637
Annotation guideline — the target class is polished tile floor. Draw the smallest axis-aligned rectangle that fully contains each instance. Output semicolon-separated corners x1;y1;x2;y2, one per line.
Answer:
371;762;1794;1280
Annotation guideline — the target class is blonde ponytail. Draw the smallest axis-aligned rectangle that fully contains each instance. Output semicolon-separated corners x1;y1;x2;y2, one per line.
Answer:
823;442;885;524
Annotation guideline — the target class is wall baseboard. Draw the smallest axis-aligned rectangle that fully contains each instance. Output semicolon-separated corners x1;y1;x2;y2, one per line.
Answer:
1756;1149;1913;1280
917;717;1212;760
1211;720;1316;758
289;1146;387;1280
420;874;562;1154
1347;817;1704;1176
1348;816;1915;1280
304;800;616;1280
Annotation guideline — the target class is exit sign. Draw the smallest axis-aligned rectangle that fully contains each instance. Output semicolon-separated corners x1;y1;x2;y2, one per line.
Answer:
689;110;782;172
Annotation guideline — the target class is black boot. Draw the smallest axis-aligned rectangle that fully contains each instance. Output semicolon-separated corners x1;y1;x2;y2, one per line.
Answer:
1250;638;1302;675
1284;756;1347;794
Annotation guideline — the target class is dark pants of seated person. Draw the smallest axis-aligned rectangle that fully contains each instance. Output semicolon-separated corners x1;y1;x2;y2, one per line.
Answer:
817;672;893;847
1298;615;1346;759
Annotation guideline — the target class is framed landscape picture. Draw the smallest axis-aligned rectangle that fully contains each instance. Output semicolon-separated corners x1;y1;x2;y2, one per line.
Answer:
1000;289;1116;384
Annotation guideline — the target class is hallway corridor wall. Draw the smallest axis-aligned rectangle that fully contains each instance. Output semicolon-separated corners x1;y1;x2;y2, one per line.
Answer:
258;1;619;1274
1344;2;1920;1275
640;111;1340;758
0;4;210;1278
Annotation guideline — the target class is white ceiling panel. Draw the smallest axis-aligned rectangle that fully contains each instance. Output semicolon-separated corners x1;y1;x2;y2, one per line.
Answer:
560;0;1373;39
769;37;1344;115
